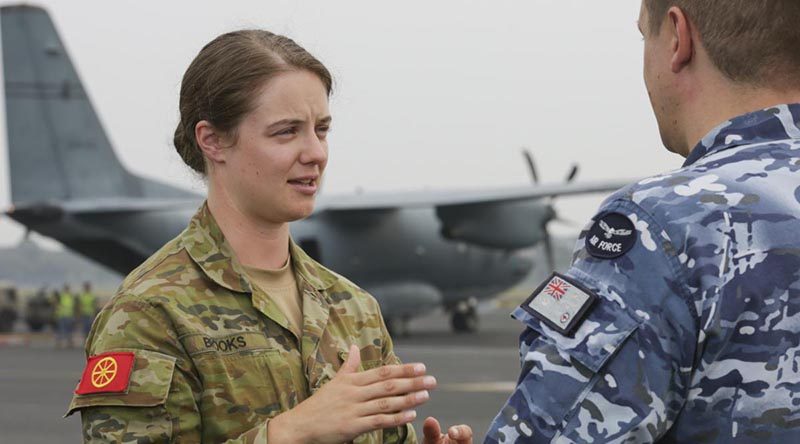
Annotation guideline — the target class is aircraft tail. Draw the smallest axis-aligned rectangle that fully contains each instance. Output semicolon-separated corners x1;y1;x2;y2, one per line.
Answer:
1;5;193;204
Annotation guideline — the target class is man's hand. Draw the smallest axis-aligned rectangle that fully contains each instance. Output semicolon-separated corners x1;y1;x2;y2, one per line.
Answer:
423;416;473;444
268;344;437;444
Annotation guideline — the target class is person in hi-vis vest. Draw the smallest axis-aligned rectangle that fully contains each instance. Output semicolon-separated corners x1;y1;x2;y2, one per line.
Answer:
77;282;98;339
54;284;77;349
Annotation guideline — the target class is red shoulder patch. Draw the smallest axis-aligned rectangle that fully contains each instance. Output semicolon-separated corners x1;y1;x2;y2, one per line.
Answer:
75;352;135;395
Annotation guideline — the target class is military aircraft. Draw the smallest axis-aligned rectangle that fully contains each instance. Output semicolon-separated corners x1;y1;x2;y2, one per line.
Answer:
1;5;630;334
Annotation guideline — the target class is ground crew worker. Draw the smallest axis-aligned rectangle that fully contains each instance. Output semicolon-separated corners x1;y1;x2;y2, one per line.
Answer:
54;284;76;349
66;30;471;444
76;282;97;338
486;1;800;443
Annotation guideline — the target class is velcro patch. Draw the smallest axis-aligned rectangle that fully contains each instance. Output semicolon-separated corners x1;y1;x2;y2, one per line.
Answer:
75;352;135;395
586;212;636;259
520;273;597;336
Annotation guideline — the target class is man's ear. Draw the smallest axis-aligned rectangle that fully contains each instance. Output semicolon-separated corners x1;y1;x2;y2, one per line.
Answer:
668;6;694;74
195;120;228;165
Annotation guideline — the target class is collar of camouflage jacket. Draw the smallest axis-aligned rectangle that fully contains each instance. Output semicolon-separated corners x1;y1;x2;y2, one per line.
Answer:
181;203;338;294
684;103;800;167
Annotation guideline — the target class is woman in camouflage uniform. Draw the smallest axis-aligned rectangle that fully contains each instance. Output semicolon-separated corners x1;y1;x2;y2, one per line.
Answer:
67;30;471;444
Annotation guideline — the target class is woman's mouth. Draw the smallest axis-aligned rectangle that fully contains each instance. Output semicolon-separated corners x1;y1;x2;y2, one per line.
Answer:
287;177;318;195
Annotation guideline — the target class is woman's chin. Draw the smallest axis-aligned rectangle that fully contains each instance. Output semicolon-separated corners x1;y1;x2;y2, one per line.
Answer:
285;203;316;222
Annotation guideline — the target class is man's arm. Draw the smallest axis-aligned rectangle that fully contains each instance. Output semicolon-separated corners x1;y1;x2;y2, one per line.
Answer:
486;201;698;443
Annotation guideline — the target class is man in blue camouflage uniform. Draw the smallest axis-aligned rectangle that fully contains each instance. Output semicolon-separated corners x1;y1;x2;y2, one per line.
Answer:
486;1;800;442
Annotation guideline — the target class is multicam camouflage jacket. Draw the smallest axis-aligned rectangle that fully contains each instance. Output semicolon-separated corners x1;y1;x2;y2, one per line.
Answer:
486;104;800;443
67;203;417;444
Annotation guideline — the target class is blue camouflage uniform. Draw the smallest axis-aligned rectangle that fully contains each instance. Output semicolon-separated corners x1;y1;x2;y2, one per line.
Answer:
486;104;800;443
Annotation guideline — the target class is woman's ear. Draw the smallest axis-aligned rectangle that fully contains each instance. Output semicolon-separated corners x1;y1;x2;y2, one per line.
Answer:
195;120;228;165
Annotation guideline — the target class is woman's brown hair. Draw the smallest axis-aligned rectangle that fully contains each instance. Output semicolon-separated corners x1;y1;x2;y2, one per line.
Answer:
174;30;333;174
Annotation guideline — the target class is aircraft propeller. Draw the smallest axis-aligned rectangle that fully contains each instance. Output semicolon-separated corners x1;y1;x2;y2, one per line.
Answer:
523;150;540;184
565;164;579;183
521;149;580;274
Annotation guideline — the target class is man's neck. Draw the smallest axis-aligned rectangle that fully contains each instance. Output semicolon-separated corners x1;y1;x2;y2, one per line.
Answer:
207;185;290;270
680;84;800;156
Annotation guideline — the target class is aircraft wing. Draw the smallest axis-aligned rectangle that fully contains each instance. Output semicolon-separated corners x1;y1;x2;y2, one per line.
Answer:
314;179;633;250
7;197;203;219
314;179;631;212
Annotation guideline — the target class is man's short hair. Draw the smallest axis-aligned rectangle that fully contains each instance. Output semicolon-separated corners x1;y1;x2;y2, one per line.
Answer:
644;0;800;87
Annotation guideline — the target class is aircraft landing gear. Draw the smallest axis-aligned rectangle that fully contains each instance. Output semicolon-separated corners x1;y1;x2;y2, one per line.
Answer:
451;298;479;333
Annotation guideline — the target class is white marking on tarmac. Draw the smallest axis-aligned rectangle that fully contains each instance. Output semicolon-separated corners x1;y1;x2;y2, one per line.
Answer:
440;381;517;393
395;345;516;356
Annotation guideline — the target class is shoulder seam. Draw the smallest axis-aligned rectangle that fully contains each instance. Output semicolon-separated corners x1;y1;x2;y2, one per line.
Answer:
119;240;190;294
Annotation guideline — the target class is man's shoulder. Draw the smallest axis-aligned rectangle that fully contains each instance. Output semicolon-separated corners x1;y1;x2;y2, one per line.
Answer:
619;139;797;212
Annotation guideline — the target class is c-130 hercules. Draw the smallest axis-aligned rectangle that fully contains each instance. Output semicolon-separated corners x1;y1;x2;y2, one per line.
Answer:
1;5;629;334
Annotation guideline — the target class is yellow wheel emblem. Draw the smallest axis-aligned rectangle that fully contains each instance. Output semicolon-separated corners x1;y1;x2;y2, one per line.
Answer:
90;356;118;388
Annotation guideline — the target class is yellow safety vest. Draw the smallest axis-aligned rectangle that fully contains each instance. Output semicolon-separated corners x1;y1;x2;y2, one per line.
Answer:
56;292;75;319
78;292;96;316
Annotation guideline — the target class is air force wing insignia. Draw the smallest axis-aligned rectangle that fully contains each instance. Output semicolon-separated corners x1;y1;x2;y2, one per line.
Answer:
586;212;636;259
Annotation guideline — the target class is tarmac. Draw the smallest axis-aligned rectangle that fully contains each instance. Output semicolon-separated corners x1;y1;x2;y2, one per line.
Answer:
0;305;524;443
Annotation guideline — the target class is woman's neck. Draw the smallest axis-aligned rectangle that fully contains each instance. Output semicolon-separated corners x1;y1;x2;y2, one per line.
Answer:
207;187;290;270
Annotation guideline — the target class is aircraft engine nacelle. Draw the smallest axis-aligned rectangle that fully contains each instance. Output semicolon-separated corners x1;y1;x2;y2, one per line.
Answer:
367;282;443;319
436;200;555;250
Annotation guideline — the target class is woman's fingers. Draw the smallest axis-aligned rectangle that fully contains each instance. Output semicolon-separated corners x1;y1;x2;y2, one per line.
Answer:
338;344;362;374
354;362;427;386
357;390;430;416
355;410;418;433
359;374;437;400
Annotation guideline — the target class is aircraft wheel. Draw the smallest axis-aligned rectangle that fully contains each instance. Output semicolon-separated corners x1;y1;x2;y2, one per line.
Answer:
451;307;478;333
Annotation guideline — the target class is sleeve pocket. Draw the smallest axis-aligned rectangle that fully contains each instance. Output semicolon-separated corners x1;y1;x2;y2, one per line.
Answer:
510;286;641;430
65;349;176;417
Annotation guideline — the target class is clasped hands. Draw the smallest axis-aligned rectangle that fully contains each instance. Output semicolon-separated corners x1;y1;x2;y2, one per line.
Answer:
269;344;473;444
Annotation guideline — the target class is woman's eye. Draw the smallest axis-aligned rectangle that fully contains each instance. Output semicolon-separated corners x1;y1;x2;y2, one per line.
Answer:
275;127;298;136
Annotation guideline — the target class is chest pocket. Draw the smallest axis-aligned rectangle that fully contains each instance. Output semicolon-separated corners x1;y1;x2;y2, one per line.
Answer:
183;332;299;442
511;284;641;434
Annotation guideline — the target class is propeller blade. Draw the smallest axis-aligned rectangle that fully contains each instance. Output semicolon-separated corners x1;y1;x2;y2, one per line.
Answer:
565;164;579;183
542;224;556;273
541;204;558;273
522;149;540;184
549;215;581;227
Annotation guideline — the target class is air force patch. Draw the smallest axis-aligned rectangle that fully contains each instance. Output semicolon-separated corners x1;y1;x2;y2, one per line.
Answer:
586;212;636;259
521;273;597;336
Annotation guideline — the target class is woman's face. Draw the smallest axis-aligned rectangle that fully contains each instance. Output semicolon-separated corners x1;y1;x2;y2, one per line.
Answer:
217;69;330;225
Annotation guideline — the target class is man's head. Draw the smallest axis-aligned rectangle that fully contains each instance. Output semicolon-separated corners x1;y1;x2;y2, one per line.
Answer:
639;0;800;155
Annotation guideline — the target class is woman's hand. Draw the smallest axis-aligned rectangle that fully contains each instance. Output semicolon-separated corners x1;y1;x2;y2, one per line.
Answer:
268;344;436;444
422;417;473;444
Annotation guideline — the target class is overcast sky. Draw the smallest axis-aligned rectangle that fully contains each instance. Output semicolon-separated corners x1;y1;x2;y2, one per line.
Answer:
0;0;682;248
